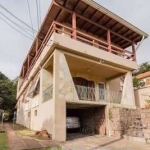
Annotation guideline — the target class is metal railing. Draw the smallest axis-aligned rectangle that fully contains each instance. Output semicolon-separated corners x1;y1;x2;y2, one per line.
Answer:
43;85;53;102
75;85;122;104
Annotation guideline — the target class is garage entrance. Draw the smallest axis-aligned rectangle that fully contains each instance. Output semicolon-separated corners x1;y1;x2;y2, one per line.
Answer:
66;104;106;140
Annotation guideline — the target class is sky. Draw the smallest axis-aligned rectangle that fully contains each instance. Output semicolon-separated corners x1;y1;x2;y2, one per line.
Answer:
0;0;149;79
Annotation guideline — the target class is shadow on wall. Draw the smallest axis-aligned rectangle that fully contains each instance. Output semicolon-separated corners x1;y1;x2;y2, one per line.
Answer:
41;117;53;136
17;105;30;128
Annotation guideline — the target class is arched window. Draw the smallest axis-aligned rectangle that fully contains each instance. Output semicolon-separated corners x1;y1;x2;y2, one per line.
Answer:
73;77;95;101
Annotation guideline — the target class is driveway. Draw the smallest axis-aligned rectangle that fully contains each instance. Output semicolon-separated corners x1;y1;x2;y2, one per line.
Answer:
61;134;150;150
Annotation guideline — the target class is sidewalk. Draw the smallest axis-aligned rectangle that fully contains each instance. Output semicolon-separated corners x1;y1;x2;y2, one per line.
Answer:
3;123;57;150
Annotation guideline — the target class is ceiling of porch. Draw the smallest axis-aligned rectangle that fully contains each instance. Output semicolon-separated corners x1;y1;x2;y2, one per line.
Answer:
65;54;125;80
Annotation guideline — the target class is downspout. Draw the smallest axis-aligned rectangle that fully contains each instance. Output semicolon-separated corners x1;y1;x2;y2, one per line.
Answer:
136;35;145;52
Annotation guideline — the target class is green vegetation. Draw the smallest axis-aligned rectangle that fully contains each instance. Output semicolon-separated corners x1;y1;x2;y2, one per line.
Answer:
132;62;150;88
0;132;8;150
0;71;17;119
133;77;145;88
9;123;36;138
133;62;150;76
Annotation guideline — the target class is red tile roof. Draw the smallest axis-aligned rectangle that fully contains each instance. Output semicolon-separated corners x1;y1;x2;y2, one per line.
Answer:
136;71;150;79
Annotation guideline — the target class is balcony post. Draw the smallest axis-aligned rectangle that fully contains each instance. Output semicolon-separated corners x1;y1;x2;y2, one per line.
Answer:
27;56;30;70
107;29;111;52
36;37;38;55
72;12;77;39
132;42;136;61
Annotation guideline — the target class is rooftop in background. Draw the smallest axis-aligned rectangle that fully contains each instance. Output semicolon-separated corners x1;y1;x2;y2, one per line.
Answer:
136;71;150;80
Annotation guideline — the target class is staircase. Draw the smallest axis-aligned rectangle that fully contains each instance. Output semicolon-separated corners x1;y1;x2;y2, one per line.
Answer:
125;109;150;143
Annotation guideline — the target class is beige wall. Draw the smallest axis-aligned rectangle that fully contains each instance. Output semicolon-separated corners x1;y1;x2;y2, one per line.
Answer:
134;86;150;108
17;32;138;142
108;78;121;92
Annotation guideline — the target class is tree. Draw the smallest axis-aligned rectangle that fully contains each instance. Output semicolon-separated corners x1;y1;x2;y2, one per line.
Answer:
133;62;150;76
133;77;145;88
0;72;17;119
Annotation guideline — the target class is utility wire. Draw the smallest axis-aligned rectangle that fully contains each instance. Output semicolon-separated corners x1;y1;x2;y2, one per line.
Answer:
0;10;33;37
0;16;33;40
38;0;41;25
0;3;37;33
26;0;35;37
36;0;39;30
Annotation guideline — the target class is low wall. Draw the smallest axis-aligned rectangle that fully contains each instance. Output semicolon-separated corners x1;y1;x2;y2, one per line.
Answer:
109;107;134;137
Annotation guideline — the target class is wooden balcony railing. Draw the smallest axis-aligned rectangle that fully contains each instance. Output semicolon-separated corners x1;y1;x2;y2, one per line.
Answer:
20;21;135;90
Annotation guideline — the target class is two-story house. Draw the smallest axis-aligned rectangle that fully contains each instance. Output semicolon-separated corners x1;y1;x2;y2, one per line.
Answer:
16;0;148;141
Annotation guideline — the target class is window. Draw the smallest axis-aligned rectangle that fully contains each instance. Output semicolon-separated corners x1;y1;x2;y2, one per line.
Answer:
27;75;40;98
99;83;105;100
34;110;37;116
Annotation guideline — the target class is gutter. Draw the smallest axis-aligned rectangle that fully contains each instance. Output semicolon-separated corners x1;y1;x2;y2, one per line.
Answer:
136;36;145;52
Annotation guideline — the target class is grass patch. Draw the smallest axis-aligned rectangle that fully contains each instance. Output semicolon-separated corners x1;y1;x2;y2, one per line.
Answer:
0;132;8;150
9;124;50;140
9;123;37;138
24;147;61;150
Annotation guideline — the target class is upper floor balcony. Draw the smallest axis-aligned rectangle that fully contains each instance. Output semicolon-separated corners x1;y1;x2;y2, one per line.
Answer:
18;0;148;91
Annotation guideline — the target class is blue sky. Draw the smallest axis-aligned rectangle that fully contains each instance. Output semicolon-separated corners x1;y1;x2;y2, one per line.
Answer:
0;0;149;79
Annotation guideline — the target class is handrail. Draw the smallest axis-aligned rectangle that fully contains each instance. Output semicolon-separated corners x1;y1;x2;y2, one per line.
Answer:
20;20;135;90
74;85;122;104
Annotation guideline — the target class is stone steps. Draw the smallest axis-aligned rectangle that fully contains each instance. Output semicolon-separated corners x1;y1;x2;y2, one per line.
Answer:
125;109;150;143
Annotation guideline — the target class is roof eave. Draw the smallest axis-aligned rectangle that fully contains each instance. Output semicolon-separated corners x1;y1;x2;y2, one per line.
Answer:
82;0;148;39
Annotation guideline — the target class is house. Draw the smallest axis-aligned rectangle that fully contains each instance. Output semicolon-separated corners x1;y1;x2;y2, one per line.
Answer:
134;71;150;108
16;0;148;141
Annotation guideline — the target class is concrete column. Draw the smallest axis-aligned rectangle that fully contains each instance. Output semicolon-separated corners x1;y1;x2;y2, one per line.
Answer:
53;50;66;141
121;71;135;107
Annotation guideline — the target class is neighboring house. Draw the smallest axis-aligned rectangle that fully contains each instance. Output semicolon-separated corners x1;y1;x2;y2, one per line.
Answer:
16;0;148;141
134;71;150;108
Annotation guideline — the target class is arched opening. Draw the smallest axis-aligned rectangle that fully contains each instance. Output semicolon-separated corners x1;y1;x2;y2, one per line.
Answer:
73;77;95;101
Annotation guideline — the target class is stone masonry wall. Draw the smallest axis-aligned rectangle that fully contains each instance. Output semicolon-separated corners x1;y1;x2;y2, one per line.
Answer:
109;107;135;137
67;106;106;135
109;107;150;142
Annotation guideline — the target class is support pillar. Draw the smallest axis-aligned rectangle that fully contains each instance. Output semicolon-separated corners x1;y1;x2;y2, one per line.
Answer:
53;50;66;141
107;30;111;52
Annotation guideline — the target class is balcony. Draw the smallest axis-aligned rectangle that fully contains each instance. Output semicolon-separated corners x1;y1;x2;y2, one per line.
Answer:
47;21;135;61
74;85;122;104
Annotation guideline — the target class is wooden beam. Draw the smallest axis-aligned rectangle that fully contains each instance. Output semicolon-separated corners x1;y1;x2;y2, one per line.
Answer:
82;10;98;30
53;1;133;44
74;0;80;10
110;22;119;30
107;30;111;52
77;5;89;24
36;38;39;55
121;42;131;48
72;12;76;39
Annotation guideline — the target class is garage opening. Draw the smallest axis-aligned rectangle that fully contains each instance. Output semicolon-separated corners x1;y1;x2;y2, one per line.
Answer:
66;105;106;140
